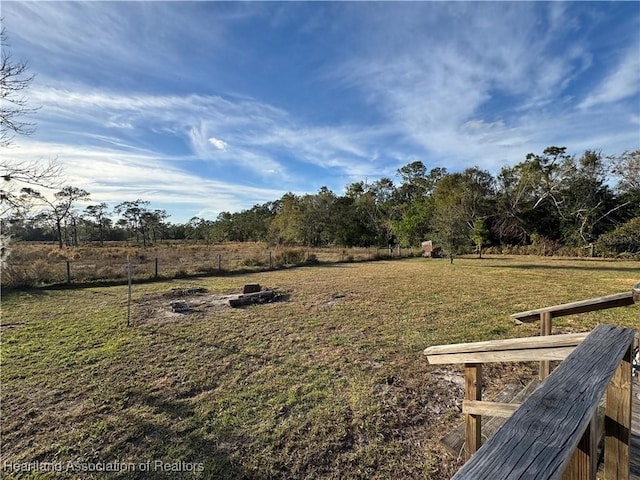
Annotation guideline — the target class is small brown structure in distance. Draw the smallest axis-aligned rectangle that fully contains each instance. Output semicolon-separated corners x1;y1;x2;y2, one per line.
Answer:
421;240;442;258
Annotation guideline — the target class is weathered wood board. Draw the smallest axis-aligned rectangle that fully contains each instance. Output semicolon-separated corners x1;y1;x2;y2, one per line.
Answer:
425;332;587;365
451;324;635;480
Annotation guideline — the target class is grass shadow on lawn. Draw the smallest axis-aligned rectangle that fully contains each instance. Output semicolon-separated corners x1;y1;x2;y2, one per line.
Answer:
482;263;640;273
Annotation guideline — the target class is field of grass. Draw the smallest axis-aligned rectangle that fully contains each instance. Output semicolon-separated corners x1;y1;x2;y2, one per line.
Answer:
2;241;410;288
1;255;639;479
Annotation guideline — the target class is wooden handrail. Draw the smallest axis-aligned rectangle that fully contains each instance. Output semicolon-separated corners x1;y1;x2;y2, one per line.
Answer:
511;291;635;323
424;332;588;365
451;324;634;480
511;283;638;379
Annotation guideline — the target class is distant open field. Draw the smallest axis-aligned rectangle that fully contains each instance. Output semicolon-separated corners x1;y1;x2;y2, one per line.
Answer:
2;241;414;288
1;256;639;479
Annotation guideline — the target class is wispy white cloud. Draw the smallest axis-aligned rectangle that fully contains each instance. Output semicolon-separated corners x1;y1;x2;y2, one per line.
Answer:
208;137;228;151
579;47;640;109
328;6;545;157
4;141;290;221
186;121;288;178
29;82;397;182
2;2;257;89
327;3;638;169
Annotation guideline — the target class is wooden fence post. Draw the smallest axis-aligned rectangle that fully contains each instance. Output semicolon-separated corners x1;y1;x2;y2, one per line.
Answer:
126;256;132;327
66;261;71;285
604;344;632;480
269;251;272;268
539;311;552;379
155;257;158;279
465;363;482;460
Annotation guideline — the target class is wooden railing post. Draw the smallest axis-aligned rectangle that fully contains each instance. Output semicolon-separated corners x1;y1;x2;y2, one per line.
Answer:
539;311;552;379
604;343;632;480
562;414;597;480
464;363;482;460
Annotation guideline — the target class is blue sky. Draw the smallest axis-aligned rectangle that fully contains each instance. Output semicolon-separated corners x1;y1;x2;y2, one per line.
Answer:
3;1;640;223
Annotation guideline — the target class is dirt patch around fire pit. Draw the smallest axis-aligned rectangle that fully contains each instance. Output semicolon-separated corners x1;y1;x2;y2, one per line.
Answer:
134;285;288;324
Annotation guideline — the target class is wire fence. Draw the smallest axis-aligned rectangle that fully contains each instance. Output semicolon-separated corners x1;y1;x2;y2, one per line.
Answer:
2;244;420;288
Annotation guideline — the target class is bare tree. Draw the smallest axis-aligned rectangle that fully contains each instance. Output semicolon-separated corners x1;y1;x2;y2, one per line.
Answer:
1;24;61;219
1;158;62;218
1;25;37;147
84;203;110;246
1;25;64;264
0;25;58;219
611;150;640;196
34;186;90;249
115;200;151;247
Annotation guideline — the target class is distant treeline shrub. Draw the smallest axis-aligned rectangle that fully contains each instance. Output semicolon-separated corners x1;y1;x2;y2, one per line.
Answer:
274;249;307;266
596;217;640;256
2;259;57;288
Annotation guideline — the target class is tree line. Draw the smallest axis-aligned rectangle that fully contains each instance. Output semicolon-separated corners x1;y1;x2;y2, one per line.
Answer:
174;147;640;257
4;147;639;257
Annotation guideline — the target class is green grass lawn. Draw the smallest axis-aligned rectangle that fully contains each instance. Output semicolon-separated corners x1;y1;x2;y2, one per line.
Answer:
2;256;639;479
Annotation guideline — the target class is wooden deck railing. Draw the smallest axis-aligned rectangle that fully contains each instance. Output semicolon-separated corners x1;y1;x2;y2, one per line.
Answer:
425;332;589;461
426;325;634;479
424;282;640;479
512;286;638;379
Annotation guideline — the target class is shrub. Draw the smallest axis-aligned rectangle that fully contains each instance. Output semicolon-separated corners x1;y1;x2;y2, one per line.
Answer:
616;251;640;260
274;249;306;265
2;259;57;288
529;235;562;256
174;268;189;278
597;217;640;256
305;253;319;265
2;264;33;288
96;265;123;280
241;255;267;267
196;265;219;275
